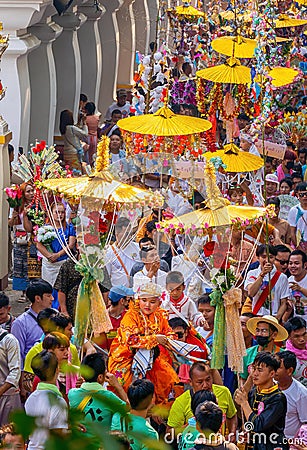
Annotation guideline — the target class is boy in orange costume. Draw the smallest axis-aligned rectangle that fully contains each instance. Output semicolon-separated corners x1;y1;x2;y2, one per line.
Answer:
108;283;179;405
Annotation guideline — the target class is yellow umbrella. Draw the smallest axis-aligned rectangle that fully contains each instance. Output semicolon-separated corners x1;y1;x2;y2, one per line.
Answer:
157;161;268;233
269;67;299;87
256;67;299;88
41;170;163;206
219;10;251;21
158;203;268;232
118;105;212;136
211;35;256;59
203;142;264;172
196;57;251;84
275;14;307;28
167;4;205;18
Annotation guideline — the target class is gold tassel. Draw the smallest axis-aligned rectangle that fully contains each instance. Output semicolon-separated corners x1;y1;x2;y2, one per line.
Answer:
96;135;110;172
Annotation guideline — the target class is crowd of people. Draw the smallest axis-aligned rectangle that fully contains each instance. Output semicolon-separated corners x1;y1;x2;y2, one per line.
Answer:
3;85;307;450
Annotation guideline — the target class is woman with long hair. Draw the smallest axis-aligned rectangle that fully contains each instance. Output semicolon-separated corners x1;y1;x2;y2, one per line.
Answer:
84;101;100;166
37;202;76;290
59;109;88;173
8;182;34;302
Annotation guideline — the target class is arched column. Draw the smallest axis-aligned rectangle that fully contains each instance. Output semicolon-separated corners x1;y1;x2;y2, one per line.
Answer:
0;1;51;150
28;20;62;145
52;10;82;133
97;0;122;117
77;1;104;106
116;0;136;87
147;0;159;46
0;118;12;288
133;0;150;55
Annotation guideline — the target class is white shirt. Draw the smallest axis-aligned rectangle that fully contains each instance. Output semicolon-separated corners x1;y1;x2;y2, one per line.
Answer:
162;294;204;327
25;389;68;450
281;378;307;438
105;242;140;287
288;204;307;243
244;266;290;315
171;255;198;289
105;101;131;121
164;190;193;216
288;273;307;322
133;266;167;291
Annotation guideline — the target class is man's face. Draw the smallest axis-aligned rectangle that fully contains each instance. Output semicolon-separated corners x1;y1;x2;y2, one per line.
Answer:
297;190;307;208
64;323;73;340
190;367;213;392
255;321;276;343
288;254;306;278
198;303;215;327
238;119;249;130
0;305;10;324
274;359;290;383
290;327;307;350
112;113;122;124
258;252;275;269
251;362;275;387
292;177;303;190
173;326;187;342
275;251;290;274
298;153;306;165
37;293;54;310
143;249;160;265
240;316;252;339
117;95;127;107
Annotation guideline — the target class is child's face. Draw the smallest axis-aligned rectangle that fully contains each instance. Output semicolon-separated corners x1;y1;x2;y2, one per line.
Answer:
167;282;185;300
139;297;160;315
198;303;215;327
230;190;243;204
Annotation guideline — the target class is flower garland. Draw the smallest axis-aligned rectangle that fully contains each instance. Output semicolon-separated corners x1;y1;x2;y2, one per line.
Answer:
121;130;204;158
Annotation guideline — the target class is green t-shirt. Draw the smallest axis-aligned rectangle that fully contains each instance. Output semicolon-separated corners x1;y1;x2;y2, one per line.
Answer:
111;412;158;450
68;382;127;430
24;341;80;374
241;345;284;380
167;384;237;433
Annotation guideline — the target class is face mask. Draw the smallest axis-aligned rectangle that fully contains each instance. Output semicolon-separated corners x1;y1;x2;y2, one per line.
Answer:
255;335;270;347
286;161;294;170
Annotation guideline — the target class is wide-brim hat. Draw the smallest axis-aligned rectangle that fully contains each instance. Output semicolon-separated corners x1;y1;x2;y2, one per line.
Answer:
247;315;288;341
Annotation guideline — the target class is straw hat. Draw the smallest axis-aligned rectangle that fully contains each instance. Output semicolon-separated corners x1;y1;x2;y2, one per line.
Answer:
136;282;162;298
247;315;288;341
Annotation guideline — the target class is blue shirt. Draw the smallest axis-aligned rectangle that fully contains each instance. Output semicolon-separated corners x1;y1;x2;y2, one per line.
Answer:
51;224;76;261
11;308;42;368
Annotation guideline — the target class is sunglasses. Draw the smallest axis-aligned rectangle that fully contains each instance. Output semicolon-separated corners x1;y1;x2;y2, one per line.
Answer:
298;192;307;198
275;258;289;265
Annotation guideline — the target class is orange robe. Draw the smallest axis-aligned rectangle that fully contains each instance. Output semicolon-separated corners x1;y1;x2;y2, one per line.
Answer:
108;302;179;405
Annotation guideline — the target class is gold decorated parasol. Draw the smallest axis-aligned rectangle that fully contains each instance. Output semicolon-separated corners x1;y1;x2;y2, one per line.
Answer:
167;4;205;19
203;142;264;173
196;57;251;84
256;67;299;88
118;105;212;136
41;170;163;206
157;162;269;234
275;14;307;28
211;35;256;59
269;67;299;87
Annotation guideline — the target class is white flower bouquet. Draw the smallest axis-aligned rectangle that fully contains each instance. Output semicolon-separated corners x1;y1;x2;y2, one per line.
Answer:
36;225;57;252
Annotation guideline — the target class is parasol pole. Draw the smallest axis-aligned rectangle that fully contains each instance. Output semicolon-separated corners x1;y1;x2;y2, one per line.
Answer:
145;0;162;114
